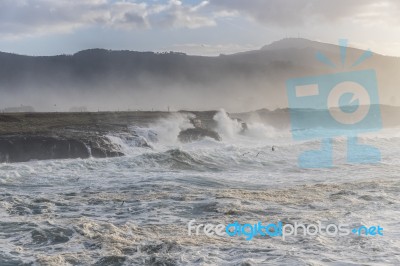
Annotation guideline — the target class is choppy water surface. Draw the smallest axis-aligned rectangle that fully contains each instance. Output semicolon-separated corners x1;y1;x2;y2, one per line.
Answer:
0;113;399;265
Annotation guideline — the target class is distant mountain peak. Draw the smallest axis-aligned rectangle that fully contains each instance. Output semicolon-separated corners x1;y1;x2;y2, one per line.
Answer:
260;38;376;57
261;38;332;51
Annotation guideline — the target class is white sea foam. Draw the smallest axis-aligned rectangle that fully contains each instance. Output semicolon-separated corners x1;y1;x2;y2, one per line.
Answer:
0;113;399;265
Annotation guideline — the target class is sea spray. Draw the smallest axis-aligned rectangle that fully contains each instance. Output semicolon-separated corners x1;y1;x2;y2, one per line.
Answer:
213;109;243;140
148;113;195;145
213;109;279;140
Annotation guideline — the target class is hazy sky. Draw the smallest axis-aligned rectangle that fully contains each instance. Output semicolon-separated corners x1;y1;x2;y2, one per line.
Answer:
1;0;400;56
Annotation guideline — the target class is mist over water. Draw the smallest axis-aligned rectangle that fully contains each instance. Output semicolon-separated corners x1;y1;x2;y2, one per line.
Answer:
2;38;400;113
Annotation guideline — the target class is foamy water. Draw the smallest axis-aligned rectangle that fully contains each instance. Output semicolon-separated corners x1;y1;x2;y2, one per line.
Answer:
0;111;399;265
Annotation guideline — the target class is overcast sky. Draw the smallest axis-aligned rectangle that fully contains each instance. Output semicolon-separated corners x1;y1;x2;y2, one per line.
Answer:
0;0;400;56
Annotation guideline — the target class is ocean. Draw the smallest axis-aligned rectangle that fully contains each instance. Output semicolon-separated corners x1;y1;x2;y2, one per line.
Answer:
0;110;399;265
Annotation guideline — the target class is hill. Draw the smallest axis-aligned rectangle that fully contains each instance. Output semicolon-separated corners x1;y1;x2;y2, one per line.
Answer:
0;38;398;112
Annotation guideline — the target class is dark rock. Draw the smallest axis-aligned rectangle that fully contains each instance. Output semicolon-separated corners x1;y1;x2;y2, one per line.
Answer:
0;115;21;122
0;134;128;162
88;137;124;158
0;136;90;163
178;128;221;142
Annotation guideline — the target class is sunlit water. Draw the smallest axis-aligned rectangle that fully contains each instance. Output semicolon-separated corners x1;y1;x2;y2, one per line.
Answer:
0;112;399;265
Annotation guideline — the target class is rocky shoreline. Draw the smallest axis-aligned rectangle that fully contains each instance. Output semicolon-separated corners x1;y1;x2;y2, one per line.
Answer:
0;135;124;163
0;111;223;163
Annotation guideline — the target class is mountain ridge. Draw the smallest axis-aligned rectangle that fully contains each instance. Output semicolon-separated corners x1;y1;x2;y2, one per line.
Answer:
0;38;398;112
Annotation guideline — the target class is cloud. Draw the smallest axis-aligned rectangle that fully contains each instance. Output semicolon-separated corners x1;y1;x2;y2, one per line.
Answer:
147;0;216;29
0;0;215;39
0;0;105;38
1;0;400;40
208;0;400;27
107;1;149;29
